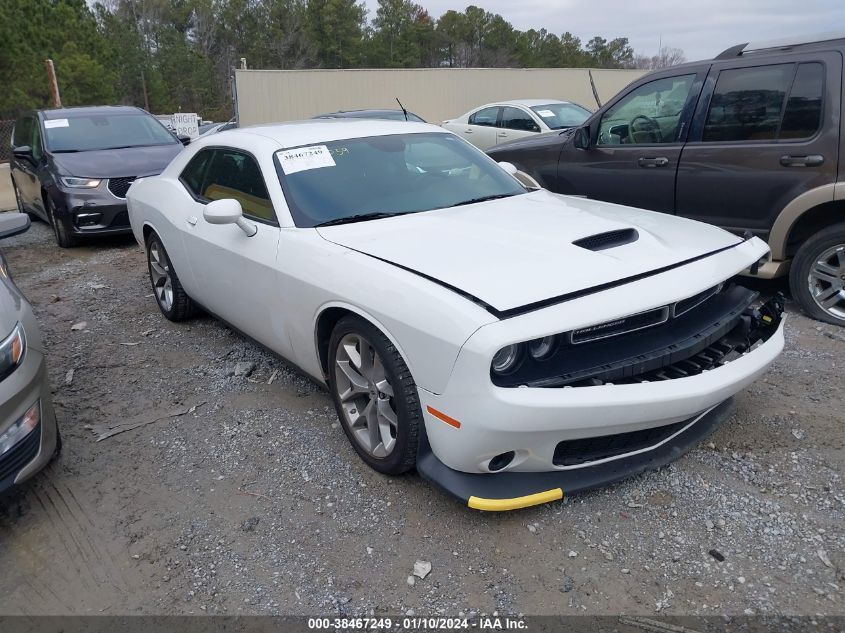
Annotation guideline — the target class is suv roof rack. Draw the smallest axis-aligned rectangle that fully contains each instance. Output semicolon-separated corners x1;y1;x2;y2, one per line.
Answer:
715;31;845;59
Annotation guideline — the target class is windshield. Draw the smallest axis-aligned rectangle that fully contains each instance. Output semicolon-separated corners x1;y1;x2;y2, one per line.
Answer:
276;132;526;227
43;112;178;152
530;103;591;129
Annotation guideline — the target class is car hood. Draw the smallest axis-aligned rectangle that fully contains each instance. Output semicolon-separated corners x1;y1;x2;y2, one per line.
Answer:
489;128;573;154
0;274;24;338
50;143;183;178
316;190;744;315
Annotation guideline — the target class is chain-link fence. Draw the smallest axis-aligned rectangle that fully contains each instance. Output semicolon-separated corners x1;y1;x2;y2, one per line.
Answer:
0;120;13;163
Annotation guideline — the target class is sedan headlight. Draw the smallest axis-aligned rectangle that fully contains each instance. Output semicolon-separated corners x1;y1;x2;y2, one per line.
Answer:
0;323;25;381
60;177;101;188
528;335;558;360
491;343;523;375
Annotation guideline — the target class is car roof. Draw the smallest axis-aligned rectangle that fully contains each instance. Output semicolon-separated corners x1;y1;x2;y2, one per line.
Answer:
483;99;572;108
37;105;147;119
210;119;444;149
318;109;409;116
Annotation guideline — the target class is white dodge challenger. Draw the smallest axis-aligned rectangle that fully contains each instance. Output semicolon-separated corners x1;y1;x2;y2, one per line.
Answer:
126;119;785;511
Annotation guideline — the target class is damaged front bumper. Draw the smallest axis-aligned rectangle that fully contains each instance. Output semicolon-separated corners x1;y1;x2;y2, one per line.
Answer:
416;293;785;510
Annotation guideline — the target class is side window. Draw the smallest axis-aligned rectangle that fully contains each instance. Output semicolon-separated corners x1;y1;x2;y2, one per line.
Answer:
598;74;696;145
180;149;214;198
780;63;824;139
702;64;793;142
468;107;499;127
500;107;540;132
30;121;43;161
12;117;31;148
202;149;275;223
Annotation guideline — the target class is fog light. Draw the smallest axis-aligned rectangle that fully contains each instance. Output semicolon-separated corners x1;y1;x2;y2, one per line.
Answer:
488;450;515;472
0;401;40;456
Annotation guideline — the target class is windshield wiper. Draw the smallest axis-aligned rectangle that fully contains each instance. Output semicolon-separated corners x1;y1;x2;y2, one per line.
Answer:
452;193;517;207
315;212;403;227
51;149;81;153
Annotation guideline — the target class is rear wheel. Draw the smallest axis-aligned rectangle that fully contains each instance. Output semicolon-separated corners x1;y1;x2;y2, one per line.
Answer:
45;195;78;248
145;232;197;321
328;316;420;475
789;223;845;326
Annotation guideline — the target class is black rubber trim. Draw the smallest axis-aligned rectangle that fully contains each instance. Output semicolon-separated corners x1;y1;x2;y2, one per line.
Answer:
416;399;733;505
333;239;748;320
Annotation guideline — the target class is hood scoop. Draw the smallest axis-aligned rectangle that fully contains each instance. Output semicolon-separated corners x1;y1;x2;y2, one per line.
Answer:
573;228;639;251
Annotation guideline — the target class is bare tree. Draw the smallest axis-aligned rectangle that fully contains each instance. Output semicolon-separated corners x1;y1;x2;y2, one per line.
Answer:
632;46;686;69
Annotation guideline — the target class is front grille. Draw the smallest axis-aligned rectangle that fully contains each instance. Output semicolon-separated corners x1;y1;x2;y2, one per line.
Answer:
553;417;691;466
573;228;639;251
673;283;722;318
107;177;136;198
571;306;669;344
0;424;41;485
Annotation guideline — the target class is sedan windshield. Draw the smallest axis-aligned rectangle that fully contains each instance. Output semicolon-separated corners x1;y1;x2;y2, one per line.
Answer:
530;103;591;130
44;112;178;152
276;132;526;227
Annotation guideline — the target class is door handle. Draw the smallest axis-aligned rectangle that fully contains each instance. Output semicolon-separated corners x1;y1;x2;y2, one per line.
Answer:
187;216;197;226
780;154;824;167
637;157;669;168
497;132;508;137
464;129;473;133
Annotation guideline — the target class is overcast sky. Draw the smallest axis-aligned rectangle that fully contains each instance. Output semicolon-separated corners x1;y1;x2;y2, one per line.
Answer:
362;0;841;61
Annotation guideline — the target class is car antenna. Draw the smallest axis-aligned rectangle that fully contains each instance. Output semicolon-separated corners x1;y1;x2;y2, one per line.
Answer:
396;97;408;121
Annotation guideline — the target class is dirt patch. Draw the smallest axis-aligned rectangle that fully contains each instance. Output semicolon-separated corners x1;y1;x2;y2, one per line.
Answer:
0;221;842;617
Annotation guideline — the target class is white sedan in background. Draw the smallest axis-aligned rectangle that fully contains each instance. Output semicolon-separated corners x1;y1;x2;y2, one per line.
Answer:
442;99;591;150
126;119;784;511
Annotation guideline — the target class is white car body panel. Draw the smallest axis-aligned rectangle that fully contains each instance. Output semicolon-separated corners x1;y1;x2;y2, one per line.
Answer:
127;119;783;479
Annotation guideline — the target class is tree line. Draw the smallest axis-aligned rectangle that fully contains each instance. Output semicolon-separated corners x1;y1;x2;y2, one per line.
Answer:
0;0;685;121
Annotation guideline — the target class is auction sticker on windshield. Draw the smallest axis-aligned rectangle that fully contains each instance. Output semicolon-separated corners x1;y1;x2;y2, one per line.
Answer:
277;145;336;175
536;110;555;118
44;119;69;128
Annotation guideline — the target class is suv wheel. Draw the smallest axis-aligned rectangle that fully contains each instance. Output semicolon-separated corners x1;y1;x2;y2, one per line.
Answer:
45;195;78;248
327;315;420;475
789;223;845;326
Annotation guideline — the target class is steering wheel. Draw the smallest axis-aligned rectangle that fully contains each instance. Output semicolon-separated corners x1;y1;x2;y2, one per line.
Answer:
628;115;663;144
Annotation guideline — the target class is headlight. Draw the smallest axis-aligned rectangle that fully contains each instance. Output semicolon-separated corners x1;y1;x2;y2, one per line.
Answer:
491;343;523;375
60;177;101;188
528;335;558;360
0;322;25;381
0;400;39;456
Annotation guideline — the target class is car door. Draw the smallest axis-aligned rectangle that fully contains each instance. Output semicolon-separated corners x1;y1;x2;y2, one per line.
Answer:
459;106;501;150
555;71;705;213
496;106;541;145
178;146;286;351
675;53;841;238
10;116;39;214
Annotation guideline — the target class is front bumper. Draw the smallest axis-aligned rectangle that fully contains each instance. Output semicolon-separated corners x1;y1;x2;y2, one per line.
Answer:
52;185;133;236
418;398;734;511
0;347;59;494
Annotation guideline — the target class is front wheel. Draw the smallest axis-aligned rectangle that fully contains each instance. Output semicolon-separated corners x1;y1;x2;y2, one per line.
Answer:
145;233;197;321
45;195;78;248
328;316;421;475
789;223;845;326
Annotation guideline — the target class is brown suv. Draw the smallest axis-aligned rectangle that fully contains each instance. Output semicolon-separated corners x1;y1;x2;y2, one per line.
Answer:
488;34;845;326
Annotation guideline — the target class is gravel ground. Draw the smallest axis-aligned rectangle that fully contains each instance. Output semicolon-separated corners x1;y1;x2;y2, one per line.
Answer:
0;221;842;618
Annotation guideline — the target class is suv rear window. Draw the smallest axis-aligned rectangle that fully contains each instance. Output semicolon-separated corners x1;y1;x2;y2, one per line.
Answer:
703;62;824;142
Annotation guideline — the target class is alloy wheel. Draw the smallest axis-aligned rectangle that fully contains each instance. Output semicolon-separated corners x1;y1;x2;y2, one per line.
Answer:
148;241;174;312
807;245;845;321
334;332;398;458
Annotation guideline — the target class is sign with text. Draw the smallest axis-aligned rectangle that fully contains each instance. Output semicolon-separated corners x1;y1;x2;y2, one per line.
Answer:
172;112;199;139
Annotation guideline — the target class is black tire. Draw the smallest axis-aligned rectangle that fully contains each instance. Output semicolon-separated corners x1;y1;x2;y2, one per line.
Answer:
789;222;845;327
145;232;197;321
327;315;420;475
45;194;78;248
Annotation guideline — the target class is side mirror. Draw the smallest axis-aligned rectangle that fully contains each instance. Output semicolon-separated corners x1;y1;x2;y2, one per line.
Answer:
573;126;591;150
203;199;256;236
177;134;191;146
497;161;518;176
0;213;31;240
12;145;33;161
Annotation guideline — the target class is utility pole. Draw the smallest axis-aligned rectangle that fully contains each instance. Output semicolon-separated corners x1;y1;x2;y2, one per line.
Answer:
45;59;62;108
140;68;150;112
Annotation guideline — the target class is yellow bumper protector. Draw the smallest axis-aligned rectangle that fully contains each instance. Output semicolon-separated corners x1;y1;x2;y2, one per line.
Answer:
468;488;563;511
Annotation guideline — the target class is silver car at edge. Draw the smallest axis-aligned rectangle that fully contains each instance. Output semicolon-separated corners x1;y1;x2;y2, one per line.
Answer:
0;213;59;494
